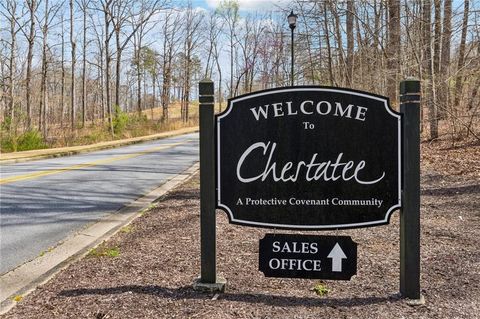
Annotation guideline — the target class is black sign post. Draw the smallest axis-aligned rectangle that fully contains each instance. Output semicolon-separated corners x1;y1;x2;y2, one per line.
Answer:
259;234;357;280
400;79;422;302
193;79;226;292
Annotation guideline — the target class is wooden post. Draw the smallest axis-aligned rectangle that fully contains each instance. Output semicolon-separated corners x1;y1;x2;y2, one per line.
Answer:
194;79;226;292
399;79;423;303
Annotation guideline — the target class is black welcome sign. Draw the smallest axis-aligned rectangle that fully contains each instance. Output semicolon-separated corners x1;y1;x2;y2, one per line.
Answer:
216;87;402;229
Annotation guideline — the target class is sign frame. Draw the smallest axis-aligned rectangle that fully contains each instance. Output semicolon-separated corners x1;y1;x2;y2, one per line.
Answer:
215;86;403;230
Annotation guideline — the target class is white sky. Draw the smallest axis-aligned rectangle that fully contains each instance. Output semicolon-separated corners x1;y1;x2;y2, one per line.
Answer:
205;0;290;11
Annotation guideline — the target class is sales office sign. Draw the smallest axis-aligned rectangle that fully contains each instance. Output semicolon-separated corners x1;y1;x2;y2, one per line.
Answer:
216;87;402;229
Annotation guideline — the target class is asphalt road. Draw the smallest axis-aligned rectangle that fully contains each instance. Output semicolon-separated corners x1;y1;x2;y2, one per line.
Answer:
0;132;199;275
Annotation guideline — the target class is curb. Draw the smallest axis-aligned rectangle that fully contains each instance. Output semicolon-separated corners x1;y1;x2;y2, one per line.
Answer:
0;127;199;165
0;162;199;315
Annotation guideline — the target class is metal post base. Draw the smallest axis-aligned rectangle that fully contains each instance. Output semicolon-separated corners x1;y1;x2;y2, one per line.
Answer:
193;276;227;293
405;294;425;306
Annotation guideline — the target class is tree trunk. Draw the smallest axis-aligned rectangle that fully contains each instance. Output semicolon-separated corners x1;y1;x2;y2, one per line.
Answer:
331;2;345;85
7;2;16;133
438;0;452;120
216;57;222;112
346;0;354;86
323;1;334;86
373;0;380;54
230;32;234;97
82;1;88;128
433;0;441;76
453;0;469;116
60;15;65;128
151;72;156;119
161;12;175;122
143;67;147;113
387;0;400;108
115;31;122;110
104;6;114;136
25;0;36;130
423;0;438;139
136;37;142;115
70;0;76;132
98;38;105;122
432;0;442;120
39;0;50;138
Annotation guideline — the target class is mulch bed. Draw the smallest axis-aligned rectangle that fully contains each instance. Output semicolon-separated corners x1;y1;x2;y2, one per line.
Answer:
3;139;479;319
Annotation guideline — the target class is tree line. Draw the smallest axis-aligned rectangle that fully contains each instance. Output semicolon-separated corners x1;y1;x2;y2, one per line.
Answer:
291;0;478;141
0;0;478;146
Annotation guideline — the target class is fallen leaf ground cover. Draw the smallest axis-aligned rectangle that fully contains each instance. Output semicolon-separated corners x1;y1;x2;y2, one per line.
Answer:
3;138;479;319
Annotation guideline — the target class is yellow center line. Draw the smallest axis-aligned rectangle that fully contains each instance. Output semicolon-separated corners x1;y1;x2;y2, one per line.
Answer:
0;141;192;185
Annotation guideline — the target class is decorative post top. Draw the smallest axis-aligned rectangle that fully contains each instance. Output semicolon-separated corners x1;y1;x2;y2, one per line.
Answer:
199;79;214;96
400;79;421;95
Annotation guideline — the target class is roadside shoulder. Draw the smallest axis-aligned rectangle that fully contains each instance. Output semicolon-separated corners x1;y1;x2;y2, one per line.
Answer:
0;127;198;164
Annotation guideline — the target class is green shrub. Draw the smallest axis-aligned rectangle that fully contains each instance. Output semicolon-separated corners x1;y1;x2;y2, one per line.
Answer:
129;112;148;124
87;246;120;258
312;282;329;296
1;135;14;152
0;129;46;152
113;105;129;134
16;130;47;151
1;116;12;131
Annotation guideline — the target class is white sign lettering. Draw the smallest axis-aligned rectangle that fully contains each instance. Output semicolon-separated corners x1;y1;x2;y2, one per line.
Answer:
249;100;368;121
236;141;385;185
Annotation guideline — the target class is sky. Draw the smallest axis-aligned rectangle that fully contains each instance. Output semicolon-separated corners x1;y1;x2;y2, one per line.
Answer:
191;0;291;12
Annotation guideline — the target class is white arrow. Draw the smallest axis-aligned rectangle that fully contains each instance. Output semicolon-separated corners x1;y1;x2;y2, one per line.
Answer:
327;243;347;272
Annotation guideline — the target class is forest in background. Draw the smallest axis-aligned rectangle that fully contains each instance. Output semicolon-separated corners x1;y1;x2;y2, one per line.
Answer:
0;0;479;152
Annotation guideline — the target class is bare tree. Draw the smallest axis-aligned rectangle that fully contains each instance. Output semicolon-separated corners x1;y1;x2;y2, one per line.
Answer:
0;0;23;133
37;0;60;137
131;0;161;115
0;0;477;147
161;9;181;121
110;0;163;114
180;4;203;122
203;11;224;111
217;0;239;98
89;9;106;121
24;0;38;130
77;0;91;128
99;0;114;136
235;14;265;94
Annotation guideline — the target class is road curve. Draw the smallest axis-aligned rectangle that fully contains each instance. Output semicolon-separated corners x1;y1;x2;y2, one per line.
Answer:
0;132;199;274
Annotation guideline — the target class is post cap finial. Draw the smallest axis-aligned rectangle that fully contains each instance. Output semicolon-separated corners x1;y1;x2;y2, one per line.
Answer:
400;79;421;94
199;80;214;96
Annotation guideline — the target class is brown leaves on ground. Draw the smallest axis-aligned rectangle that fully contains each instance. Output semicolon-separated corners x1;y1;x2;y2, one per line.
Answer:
3;141;479;319
421;138;479;178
